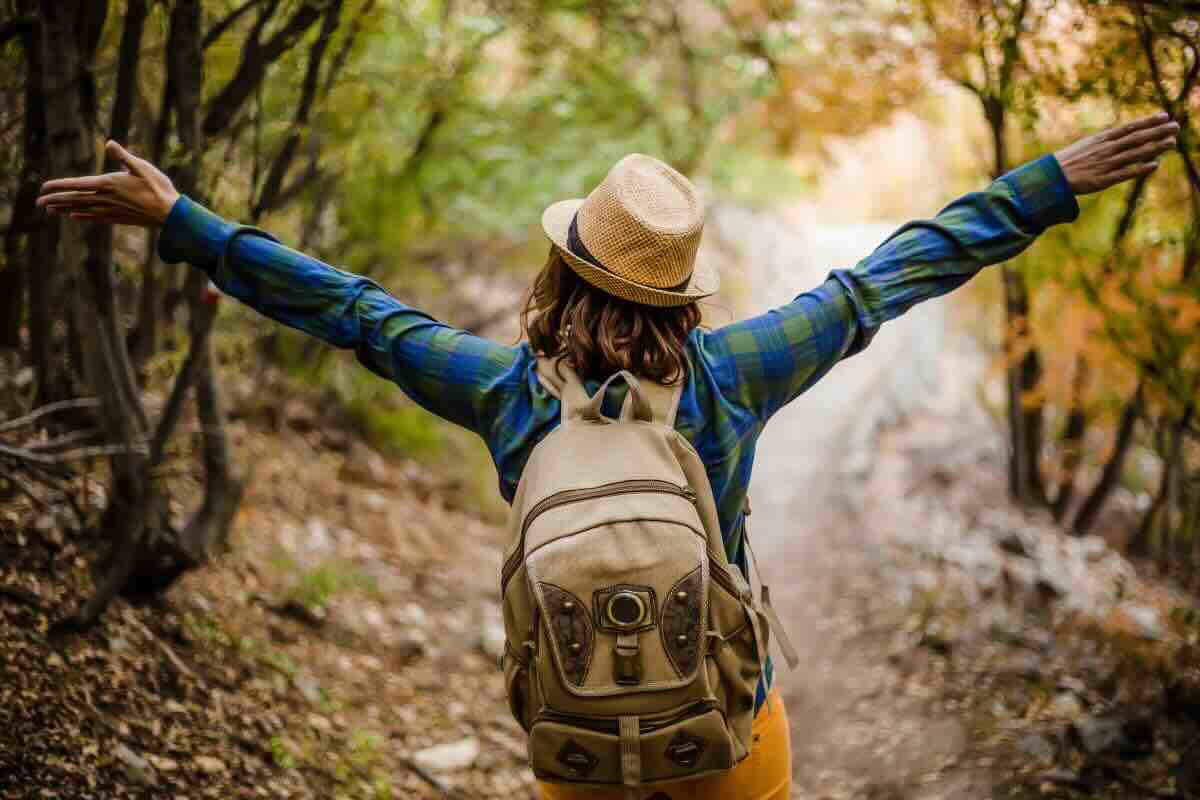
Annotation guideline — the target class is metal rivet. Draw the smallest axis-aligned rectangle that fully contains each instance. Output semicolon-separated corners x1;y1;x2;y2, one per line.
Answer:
675;591;688;602
569;642;582;654
562;601;574;612
676;634;688;646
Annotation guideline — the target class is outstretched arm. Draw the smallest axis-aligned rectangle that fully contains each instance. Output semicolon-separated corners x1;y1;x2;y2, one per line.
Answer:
37;142;523;438
701;113;1179;423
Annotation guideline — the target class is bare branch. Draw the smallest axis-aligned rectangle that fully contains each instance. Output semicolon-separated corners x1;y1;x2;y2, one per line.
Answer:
24;429;99;452
319;0;375;99
1134;3;1200;193
0;441;148;465
202;0;268;50
104;0;147;167
0;398;100;434
202;1;325;137
0;464;54;512
955;77;983;98
253;0;344;219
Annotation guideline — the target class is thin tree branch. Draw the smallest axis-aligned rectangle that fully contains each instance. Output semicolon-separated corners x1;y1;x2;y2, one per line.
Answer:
1135;3;1200;193
252;0;343;219
0;442;148;465
202;0;325;137
319;0;374;99
105;0;147;154
24;429;98;452
202;0;268;50
0;398;100;433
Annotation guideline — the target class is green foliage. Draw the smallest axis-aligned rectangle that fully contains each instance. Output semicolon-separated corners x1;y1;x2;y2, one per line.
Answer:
182;610;232;648
359;404;443;457
272;326;445;456
270;736;300;771
283;558;379;614
262;647;302;681
329;729;391;797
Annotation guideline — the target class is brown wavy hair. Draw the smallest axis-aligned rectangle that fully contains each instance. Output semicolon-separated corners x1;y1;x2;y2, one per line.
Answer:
521;249;701;385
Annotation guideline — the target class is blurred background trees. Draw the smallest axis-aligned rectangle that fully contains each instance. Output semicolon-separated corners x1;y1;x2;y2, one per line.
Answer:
0;0;1196;627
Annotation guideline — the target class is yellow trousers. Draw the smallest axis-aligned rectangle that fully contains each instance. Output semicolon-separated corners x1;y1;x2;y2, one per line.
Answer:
539;690;792;800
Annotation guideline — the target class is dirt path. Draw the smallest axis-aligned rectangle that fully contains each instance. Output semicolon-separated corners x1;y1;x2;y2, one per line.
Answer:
709;205;991;798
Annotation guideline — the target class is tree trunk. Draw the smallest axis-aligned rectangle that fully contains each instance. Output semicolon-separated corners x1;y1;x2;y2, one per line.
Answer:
1053;358;1089;522
127;74;174;369
179;276;247;560
37;0;109;410
1;180;34;350
1128;416;1187;559
0;11;34;349
19;2;60;404
1053;176;1149;525
1071;381;1144;535
42;0;162;632
984;96;1045;506
167;0;247;564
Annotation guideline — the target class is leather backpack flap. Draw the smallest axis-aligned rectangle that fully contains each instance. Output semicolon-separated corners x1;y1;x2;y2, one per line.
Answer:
525;516;710;697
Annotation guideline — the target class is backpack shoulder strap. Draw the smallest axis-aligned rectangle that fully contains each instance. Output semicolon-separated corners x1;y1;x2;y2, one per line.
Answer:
632;376;683;428
741;497;800;670
535;356;590;423
535;356;682;427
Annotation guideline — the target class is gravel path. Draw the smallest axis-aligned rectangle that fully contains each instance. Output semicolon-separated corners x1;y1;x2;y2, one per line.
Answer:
708;205;988;798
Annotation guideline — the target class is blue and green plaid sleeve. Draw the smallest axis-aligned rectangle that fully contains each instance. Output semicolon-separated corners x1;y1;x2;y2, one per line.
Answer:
158;196;525;438
701;154;1080;422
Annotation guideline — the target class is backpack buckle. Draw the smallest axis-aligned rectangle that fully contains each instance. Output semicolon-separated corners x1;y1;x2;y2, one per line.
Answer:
556;740;599;777
613;631;642;685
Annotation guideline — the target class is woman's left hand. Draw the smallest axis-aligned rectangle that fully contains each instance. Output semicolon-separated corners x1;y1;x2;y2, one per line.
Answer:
36;140;180;228
1054;112;1179;195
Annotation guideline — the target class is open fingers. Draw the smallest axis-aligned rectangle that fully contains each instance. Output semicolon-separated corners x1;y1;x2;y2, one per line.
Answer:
1112;136;1177;168
1113;120;1180;150
39;190;106;207
37;173;119;198
48;201;148;224
40;194;114;216
41;188;140;207
1103;111;1172;142
43;194;143;219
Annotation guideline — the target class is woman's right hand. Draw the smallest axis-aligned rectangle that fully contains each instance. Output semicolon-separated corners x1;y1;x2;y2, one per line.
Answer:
36;140;180;228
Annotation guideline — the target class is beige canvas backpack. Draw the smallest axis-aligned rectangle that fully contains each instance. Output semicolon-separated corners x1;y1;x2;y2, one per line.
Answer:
500;359;798;797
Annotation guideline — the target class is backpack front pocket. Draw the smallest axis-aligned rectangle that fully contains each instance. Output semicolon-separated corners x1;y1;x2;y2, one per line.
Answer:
502;641;534;733
528;706;735;786
705;564;764;758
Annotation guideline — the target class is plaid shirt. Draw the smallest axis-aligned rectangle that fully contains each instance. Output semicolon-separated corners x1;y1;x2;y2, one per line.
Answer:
160;154;1079;708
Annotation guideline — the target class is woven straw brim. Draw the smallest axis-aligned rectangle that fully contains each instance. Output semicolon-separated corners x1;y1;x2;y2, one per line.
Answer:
541;199;717;308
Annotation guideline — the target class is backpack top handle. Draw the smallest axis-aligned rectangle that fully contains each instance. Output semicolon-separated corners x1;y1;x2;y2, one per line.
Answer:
580;370;654;424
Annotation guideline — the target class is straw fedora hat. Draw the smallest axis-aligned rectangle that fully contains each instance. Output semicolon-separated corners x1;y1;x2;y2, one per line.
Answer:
541;153;717;307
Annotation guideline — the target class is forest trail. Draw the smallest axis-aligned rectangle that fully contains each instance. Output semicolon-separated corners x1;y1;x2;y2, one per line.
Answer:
3;201;1193;800
709;206;991;798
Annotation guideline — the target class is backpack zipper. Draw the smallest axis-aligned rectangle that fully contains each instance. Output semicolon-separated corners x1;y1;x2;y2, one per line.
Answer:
501;479;698;592
532;699;720;735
